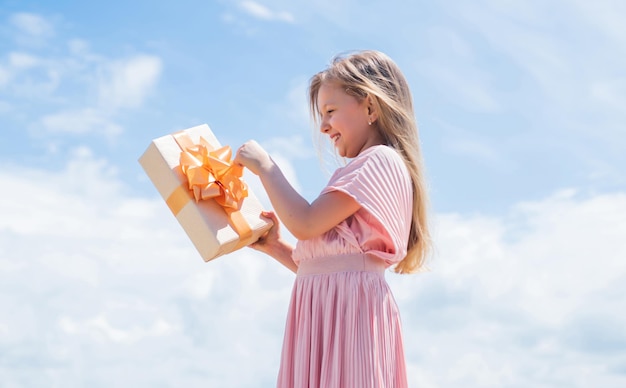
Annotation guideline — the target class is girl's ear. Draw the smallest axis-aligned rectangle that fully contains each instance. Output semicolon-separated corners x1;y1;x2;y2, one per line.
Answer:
366;95;378;123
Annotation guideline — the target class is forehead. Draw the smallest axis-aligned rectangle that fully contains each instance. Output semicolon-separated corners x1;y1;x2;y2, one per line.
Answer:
317;82;350;106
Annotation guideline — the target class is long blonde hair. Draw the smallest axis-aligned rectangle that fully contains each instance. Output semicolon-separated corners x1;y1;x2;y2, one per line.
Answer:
309;50;431;274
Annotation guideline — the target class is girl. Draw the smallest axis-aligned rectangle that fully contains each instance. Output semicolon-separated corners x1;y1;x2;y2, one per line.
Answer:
235;50;430;388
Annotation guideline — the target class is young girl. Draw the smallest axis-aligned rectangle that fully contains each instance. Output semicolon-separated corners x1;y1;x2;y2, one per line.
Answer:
235;50;430;388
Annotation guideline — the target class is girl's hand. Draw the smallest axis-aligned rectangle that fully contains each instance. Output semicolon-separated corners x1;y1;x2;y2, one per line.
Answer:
249;210;298;273
234;140;273;176
249;210;282;255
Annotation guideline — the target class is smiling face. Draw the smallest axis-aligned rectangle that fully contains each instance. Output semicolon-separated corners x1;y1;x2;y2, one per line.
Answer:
316;82;384;158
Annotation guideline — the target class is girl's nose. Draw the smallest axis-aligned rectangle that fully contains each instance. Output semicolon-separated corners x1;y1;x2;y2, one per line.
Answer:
320;119;330;133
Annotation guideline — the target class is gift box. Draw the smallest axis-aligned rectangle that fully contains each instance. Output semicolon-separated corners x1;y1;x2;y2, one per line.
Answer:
139;123;272;261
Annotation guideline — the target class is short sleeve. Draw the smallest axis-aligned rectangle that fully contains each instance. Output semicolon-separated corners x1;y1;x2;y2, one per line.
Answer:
320;146;413;260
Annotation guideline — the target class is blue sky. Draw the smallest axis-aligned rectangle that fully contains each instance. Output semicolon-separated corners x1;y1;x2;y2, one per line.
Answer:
1;1;625;387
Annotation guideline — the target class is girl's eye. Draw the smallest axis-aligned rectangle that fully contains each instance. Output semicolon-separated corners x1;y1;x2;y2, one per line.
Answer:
326;109;334;114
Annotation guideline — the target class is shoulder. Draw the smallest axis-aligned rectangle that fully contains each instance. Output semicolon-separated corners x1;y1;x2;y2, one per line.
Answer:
339;144;397;166
365;144;405;164
327;145;409;184
352;145;408;176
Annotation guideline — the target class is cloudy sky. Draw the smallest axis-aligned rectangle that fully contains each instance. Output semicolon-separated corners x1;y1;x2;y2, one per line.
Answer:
1;0;625;387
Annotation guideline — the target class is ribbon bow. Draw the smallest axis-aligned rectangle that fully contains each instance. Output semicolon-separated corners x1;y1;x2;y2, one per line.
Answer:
168;132;252;243
179;137;248;209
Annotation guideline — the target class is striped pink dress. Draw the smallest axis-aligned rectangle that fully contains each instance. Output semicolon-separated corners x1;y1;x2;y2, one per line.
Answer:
277;145;412;388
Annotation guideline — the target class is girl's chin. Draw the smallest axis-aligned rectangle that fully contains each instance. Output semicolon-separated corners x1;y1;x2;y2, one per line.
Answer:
334;145;346;157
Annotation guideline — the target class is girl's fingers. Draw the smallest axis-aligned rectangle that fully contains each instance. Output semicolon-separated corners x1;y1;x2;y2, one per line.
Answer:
261;210;278;222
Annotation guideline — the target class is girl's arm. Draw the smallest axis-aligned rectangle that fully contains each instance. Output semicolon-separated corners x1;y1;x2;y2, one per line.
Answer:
235;141;360;240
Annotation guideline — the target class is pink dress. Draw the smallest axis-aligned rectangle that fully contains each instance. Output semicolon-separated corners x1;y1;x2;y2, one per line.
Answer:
277;145;412;388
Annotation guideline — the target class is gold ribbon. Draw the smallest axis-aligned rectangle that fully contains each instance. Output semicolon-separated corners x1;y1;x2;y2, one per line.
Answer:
166;131;253;241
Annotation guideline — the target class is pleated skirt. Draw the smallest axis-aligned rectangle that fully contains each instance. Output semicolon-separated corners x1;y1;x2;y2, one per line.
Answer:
277;254;408;388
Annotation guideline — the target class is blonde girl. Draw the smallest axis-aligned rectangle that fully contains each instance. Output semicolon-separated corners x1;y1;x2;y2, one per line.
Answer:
235;50;430;388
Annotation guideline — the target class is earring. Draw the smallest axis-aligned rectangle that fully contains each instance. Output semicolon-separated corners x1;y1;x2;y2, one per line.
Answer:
368;120;372;126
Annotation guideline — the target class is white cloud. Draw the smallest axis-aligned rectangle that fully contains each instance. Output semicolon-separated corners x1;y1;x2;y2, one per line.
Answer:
1;12;162;138
9;12;54;38
8;52;40;69
67;38;91;56
452;1;625;128
0;100;12;113
238;1;295;23
284;77;310;125
571;0;626;42
262;135;314;160
435;118;508;167
1;149;625;386
416;26;500;112
444;137;502;164
97;54;162;110
591;78;626;111
0;151;292;386
406;0;626;190
38;108;123;136
58;315;175;344
0;51;59;96
436;189;626;325
0;65;9;87
389;188;626;386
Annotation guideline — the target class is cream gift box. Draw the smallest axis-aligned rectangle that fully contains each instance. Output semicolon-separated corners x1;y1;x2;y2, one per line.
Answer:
139;123;272;261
